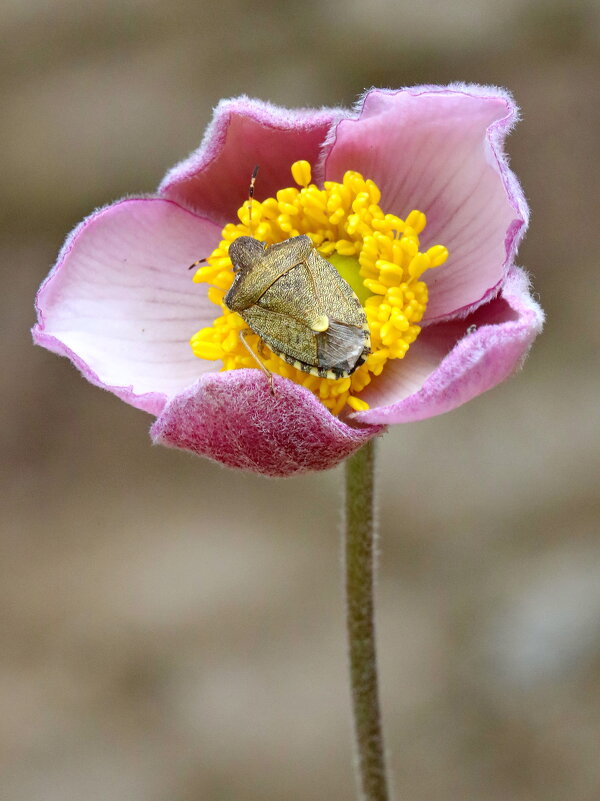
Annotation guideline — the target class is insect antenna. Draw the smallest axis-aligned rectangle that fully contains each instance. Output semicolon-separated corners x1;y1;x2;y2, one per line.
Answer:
188;256;208;270
188;164;259;271
248;164;260;236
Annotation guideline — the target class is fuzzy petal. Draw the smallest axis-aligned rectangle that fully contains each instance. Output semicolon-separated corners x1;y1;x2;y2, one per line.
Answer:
353;267;543;425
160;96;345;226
323;84;528;320
151;370;383;477
33;198;222;415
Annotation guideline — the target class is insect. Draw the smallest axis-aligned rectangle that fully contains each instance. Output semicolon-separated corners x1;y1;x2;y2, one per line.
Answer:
222;167;371;389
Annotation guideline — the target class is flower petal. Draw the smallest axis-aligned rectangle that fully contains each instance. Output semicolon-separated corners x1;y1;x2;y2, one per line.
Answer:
323;84;528;319
160;96;345;226
353;267;543;424
33;198;222;415
151;370;383;477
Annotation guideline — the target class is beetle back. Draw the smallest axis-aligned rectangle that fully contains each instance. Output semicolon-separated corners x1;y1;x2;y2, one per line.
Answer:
225;237;370;379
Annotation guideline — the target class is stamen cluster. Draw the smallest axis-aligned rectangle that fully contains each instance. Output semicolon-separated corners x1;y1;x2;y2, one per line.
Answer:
190;161;448;415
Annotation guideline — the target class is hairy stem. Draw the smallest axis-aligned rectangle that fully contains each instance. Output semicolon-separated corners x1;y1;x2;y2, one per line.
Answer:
344;439;389;801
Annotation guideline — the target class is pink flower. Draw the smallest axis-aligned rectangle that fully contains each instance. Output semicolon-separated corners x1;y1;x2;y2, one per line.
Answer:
33;85;543;477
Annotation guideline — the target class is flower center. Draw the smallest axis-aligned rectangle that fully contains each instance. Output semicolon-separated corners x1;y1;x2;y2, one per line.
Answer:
190;161;448;415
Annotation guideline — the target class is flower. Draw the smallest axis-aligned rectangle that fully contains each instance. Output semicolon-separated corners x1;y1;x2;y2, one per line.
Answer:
190;160;450;415
33;85;544;477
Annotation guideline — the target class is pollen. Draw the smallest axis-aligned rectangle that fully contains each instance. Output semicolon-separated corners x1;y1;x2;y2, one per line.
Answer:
190;162;448;415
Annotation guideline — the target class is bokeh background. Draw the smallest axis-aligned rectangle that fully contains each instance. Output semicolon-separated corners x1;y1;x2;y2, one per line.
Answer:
3;0;600;799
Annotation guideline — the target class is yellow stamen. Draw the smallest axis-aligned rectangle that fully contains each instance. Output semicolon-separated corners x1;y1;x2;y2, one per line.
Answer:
190;162;449;415
291;160;312;188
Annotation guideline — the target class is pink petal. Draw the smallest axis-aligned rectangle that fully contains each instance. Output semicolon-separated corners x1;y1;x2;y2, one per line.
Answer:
353;267;543;425
159;96;344;226
151;370;383;477
33;198;222;415
323;84;528;320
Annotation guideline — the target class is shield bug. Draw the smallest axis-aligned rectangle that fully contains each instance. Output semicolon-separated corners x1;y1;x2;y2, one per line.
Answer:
223;167;371;387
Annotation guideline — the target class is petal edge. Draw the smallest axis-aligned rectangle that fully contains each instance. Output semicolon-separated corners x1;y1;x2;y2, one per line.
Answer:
151;370;383;477
33;197;222;413
160;96;346;225
353;267;544;425
324;84;529;320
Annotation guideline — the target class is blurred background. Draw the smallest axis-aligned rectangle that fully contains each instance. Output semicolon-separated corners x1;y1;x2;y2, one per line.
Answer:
2;0;600;799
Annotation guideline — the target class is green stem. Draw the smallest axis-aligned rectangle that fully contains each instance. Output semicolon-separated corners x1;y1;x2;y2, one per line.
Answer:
344;439;390;801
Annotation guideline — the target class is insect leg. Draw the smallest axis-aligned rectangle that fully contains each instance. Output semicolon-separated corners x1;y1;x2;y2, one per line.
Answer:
256;337;268;359
239;328;275;396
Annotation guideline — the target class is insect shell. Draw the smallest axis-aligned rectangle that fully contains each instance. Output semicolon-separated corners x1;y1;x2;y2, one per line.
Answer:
224;234;371;380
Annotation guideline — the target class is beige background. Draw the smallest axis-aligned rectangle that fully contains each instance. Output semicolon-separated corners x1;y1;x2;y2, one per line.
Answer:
3;0;600;799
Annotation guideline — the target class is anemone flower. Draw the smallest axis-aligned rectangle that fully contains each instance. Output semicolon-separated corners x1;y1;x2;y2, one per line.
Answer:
33;85;543;801
33;85;543;478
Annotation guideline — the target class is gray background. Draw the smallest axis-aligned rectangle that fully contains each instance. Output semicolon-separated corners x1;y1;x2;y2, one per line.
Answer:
3;0;600;799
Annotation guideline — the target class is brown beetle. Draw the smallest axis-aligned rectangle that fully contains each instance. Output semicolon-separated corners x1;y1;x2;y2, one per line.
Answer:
225;233;371;382
190;166;371;390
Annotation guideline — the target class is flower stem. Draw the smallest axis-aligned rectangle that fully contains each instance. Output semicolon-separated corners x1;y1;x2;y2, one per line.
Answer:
344;439;389;801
